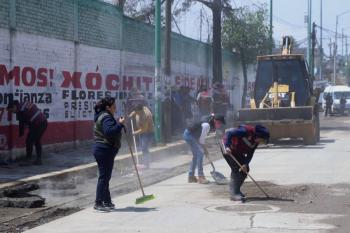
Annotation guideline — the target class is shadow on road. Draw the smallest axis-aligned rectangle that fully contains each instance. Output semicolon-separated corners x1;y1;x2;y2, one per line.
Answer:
111;207;158;212
245;196;294;202
321;126;350;131
266;145;326;150
319;138;336;143
259;137;336;150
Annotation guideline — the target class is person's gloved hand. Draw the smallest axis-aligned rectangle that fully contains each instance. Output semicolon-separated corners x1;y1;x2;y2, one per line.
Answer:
118;116;125;124
224;147;231;154
239;164;248;173
132;131;139;136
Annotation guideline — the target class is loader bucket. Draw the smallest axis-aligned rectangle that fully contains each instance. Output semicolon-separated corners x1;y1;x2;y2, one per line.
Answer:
236;106;313;122
235;106;318;144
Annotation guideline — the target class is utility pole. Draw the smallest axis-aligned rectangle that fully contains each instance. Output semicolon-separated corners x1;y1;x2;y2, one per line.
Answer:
334;40;337;84
334;10;350;84
347;36;349;66
165;0;171;76
269;0;273;54
311;22;316;80
154;0;162;143
334;15;338;84
319;0;323;80
342;28;344;57
200;8;203;42
307;0;312;69
329;38;332;58
163;0;172;143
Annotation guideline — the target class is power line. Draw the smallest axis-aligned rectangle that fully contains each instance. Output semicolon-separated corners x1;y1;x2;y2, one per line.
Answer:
315;24;350;38
273;15;305;29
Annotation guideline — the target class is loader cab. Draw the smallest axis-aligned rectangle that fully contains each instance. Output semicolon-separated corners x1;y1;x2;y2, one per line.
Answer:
254;55;312;108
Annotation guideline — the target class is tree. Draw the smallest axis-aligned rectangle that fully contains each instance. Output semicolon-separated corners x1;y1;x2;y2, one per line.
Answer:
112;0;186;25
222;5;270;108
165;0;174;76
111;0;232;85
114;0;126;10
183;0;232;84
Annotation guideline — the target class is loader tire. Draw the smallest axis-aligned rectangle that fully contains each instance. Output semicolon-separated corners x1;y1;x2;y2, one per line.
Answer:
304;118;318;145
304;135;317;145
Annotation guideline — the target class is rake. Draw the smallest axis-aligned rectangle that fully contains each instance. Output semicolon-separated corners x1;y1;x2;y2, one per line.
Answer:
219;141;270;198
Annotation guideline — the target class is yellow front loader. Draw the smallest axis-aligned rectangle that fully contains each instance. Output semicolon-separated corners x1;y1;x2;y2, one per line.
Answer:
235;36;320;145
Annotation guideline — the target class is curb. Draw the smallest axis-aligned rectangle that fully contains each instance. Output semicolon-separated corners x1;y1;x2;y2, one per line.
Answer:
0;138;188;192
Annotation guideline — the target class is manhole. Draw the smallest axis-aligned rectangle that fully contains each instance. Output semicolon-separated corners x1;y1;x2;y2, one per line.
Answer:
205;204;279;215
216;204;271;212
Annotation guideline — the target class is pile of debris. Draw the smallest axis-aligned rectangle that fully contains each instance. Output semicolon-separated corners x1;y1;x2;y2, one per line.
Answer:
0;183;45;208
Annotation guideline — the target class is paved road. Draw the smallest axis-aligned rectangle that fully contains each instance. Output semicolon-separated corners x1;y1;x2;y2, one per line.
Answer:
25;116;350;233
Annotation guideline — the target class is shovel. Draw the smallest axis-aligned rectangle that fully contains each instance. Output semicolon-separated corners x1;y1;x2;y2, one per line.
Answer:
203;146;229;185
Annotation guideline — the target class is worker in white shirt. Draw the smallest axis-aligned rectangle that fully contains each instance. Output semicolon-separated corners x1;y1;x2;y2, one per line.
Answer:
183;114;225;184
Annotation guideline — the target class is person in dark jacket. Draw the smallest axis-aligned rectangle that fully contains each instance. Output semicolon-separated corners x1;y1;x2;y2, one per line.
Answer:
340;94;347;116
7;100;48;165
325;93;333;117
93;97;124;211
184;114;225;184
223;125;270;202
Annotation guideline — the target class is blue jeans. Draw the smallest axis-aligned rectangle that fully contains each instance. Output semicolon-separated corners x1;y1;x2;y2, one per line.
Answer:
183;129;204;176
140;132;152;168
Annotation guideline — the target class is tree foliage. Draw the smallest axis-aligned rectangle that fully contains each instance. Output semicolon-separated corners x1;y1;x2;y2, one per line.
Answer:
222;5;271;107
222;6;270;64
111;0;234;84
112;0;189;25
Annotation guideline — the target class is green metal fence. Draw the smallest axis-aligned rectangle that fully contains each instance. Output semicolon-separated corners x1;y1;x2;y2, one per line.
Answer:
0;0;238;68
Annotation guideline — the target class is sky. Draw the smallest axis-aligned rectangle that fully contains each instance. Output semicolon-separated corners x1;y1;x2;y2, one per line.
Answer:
175;0;350;54
103;0;350;55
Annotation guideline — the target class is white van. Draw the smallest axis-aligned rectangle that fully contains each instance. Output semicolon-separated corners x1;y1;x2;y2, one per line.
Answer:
322;85;350;114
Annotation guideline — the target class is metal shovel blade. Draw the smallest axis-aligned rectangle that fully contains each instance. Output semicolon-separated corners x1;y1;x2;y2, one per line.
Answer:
210;171;229;185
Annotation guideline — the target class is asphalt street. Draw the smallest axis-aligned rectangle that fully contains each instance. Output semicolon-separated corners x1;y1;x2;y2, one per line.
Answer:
25;116;350;233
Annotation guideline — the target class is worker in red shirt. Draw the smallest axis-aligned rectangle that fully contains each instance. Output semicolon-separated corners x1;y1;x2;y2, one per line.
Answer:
223;125;269;202
7;100;48;165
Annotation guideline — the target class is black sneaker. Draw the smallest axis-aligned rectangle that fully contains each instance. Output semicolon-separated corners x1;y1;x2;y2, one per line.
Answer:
103;202;115;210
239;191;246;198
94;203;110;212
230;194;246;203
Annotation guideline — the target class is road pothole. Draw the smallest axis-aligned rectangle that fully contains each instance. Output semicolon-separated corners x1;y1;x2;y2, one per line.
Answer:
205;204;280;214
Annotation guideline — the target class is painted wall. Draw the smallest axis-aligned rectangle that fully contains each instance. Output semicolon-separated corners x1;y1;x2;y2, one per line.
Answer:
0;0;246;159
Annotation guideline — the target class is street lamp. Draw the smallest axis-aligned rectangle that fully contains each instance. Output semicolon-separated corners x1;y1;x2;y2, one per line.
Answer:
334;10;350;84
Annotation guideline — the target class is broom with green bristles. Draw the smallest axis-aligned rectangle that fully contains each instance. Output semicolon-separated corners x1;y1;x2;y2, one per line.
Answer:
123;127;155;204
